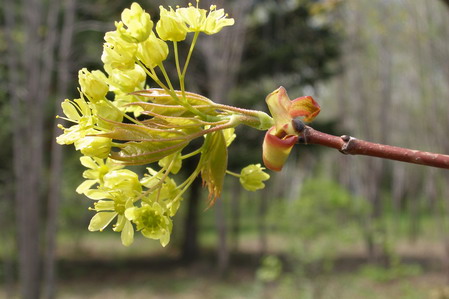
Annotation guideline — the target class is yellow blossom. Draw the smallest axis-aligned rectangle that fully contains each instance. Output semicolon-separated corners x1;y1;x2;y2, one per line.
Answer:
78;68;109;103
158;152;182;174
105;63;146;93
125;202;172;247
156;6;188;42
56;98;96;145
136;33;169;69
87;191;135;246
176;4;207;32
103;169;142;195
176;3;234;34
203;5;235;35
102;30;137;70
75;135;112;159
76;157;124;194
239;164;270;191
116;2;153;43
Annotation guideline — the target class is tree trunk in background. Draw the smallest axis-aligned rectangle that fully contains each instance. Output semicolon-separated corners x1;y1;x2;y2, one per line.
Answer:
4;0;66;296
43;0;76;298
198;0;254;271
5;0;43;297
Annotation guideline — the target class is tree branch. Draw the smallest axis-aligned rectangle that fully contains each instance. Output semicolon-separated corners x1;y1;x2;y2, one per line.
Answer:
301;126;449;169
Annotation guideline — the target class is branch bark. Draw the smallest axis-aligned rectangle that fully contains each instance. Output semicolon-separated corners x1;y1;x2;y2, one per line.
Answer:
301;126;449;169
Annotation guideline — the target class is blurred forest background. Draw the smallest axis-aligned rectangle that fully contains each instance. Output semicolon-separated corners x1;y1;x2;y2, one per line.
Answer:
2;0;449;298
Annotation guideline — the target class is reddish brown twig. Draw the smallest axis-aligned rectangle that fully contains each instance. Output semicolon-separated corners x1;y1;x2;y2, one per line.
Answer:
300;126;449;169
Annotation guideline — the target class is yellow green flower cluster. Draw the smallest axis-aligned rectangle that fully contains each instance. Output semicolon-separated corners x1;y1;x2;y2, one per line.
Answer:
57;2;272;247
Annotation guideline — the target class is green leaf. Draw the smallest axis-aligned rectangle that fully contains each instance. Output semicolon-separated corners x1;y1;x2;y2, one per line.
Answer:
110;140;188;165
97;119;189;141
200;131;228;206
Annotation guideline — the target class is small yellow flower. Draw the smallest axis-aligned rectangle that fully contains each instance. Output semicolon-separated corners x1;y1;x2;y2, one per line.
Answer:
125;202;172;247
136;33;169;69
176;3;234;34
176;4;207;32
87;191;135;246
140;167;182;216
76;157;124;194
156;6;188;42
105;63;146;93
102;30;137;70
78;68;109;103
56;98;96;145
103;169;142;195
75;135;112;159
116;2;153;43
203;5;235;35
239;164;270;191
158;152;182;174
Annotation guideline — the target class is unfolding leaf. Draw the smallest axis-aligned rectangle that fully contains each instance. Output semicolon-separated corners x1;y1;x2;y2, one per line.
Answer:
131;89;218;116
265;87;292;132
262;127;298;171
200;131;227;206
111;140;188;165
96;118;190;141
289;96;321;123
132;88;214;106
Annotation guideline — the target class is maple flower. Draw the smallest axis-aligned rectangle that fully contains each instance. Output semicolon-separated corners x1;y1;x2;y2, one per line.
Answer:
74;135;112;159
105;63;146;93
56;98;97;145
78;68;109;103
203;5;235;35
136;32;169;69
263;87;320;171
176;2;234;34
125;202;173;247
102;30;137;70
156;6;188;42
87;191;135;246
115;2;153;43
76;157;124;194
240;164;270;191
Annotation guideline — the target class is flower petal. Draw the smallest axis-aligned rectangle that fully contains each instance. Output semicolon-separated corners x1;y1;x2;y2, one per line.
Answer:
76;179;96;194
88;212;117;231
262;127;298;171
121;220;134;247
80;156;98;169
